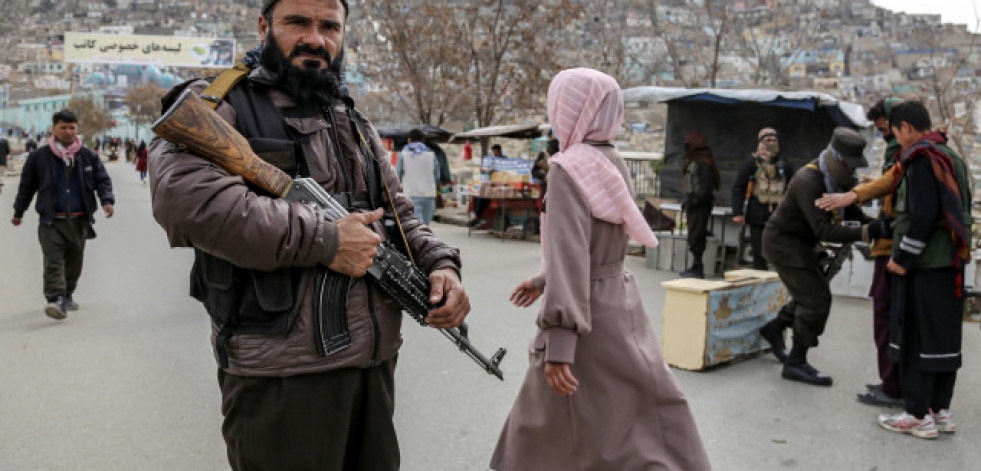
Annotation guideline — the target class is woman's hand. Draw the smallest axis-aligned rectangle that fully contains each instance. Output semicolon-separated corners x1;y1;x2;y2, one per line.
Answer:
509;279;543;307
545;362;578;396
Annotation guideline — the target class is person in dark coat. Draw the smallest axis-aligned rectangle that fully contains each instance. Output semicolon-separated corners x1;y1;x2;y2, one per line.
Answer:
11;109;115;320
0;136;10;169
680;131;719;279
759;127;889;386
877;101;971;439
731;127;795;270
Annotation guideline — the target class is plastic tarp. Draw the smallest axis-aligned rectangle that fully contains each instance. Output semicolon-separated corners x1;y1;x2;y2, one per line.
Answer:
622;87;870;128
376;124;453;142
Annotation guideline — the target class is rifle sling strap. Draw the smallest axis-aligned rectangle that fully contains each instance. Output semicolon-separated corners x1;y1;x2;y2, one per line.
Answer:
200;61;251;110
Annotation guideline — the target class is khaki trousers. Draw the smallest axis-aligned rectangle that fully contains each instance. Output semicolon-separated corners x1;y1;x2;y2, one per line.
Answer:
38;218;91;298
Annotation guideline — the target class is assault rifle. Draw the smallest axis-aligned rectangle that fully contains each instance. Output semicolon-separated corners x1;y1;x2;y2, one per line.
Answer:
153;88;506;380
818;242;853;282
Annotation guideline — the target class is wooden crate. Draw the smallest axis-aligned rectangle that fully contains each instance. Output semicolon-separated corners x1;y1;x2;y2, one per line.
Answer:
660;271;788;371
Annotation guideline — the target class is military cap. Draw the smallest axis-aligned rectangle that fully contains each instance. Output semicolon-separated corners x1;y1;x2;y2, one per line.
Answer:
829;127;868;168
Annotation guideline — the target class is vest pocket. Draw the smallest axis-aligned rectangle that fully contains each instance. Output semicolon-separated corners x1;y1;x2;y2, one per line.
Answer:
190;249;294;333
248;137;297;176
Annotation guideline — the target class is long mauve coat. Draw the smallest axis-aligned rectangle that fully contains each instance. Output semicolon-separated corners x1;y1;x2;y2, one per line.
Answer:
491;147;711;471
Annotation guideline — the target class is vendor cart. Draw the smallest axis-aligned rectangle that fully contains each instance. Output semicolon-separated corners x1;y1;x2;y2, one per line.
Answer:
449;123;549;239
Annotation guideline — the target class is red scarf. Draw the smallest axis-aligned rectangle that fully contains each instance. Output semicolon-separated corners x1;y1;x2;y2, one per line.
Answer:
892;131;970;294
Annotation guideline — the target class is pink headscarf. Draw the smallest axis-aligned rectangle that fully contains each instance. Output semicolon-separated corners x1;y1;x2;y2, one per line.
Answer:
546;68;658;248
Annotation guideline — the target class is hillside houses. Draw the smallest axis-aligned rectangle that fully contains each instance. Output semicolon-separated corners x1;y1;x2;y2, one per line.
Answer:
0;0;978;146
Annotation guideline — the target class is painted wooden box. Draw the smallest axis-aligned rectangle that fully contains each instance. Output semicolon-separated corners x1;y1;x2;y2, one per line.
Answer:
660;270;788;371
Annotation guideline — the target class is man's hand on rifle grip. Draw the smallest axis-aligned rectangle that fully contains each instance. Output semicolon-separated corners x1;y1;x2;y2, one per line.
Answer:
328;209;383;277
426;268;470;329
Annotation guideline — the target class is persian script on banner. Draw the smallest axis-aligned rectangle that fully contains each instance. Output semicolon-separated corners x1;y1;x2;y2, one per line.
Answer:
64;33;236;69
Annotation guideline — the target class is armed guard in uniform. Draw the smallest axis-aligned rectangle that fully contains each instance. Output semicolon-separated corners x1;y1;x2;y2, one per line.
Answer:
759;128;891;386
731;127;795;270
148;0;470;469
680;131;719;279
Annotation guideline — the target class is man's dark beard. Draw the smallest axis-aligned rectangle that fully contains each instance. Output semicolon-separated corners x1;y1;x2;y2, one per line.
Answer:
260;30;345;106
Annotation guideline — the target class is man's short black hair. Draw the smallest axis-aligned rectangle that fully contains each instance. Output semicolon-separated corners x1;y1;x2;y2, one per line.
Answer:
889;101;931;133
867;99;887;122
491;144;502;151
408;128;425;142
52;110;78;125
263;0;349;18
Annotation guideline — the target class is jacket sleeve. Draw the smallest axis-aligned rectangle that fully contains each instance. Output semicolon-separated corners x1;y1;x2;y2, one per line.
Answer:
731;158;753;217
537;166;591;364
853;168;897;204
91;152;115;206
148;81;337;272
12;151;39;219
893;157;940;270
796;174;864;243
364;121;461;275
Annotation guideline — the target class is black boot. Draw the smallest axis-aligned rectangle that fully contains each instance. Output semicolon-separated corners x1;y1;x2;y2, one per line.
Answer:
781;344;833;386
680;259;704;279
759;320;788;363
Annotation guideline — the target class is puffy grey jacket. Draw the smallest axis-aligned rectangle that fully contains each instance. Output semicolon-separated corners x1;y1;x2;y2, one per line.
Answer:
149;67;461;377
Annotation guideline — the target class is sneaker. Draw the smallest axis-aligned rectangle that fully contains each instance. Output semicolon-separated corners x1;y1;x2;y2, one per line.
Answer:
65;294;79;311
878;412;938;439
932;409;956;434
44;296;67;320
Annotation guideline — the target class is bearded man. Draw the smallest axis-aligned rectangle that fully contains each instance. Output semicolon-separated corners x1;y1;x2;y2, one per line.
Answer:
148;1;470;469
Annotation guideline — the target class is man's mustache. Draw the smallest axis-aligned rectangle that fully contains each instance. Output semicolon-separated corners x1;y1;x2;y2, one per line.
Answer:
290;45;332;65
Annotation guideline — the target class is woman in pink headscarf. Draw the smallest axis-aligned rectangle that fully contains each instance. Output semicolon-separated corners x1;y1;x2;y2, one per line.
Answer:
490;68;711;470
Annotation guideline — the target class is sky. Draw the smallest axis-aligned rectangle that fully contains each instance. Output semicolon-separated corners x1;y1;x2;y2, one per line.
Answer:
872;0;981;32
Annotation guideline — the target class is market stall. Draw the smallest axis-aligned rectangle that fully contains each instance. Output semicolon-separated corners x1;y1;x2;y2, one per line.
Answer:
449;123;549;239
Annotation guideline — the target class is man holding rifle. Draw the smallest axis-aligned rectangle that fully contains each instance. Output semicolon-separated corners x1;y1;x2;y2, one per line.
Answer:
731;127;794;270
148;0;469;469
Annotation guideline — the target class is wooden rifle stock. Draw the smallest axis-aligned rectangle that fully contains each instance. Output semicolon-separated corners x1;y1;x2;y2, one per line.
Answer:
152;88;294;198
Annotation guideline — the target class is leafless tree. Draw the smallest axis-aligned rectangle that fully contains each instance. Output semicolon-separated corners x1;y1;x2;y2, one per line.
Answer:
124;83;167;142
731;4;823;86
67;95;112;141
904;18;981;158
355;0;581;154
356;0;470;127
643;0;731;88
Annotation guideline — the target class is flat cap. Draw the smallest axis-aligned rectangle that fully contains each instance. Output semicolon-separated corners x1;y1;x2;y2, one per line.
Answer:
829;127;868;168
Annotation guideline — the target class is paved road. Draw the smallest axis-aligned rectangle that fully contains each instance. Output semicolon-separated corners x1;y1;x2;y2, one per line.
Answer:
1;161;979;470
